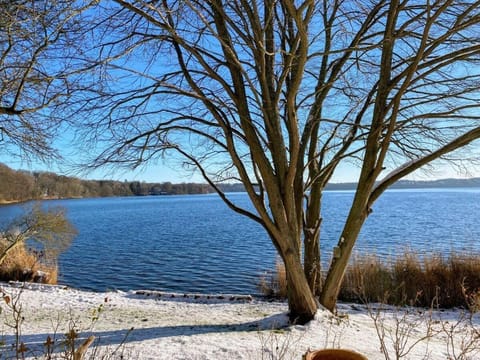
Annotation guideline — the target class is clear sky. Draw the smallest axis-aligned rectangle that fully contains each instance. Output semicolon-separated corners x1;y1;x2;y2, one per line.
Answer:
2;3;480;185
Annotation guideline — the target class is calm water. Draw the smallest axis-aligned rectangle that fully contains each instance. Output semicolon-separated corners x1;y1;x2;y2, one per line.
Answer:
0;189;479;295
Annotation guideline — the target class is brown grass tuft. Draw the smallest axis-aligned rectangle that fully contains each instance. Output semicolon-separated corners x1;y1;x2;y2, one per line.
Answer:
0;240;57;284
340;251;480;308
340;255;393;303
258;258;288;298
261;251;480;309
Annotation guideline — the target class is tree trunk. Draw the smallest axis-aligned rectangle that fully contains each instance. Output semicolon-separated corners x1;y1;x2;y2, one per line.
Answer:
320;208;368;311
282;249;318;324
304;230;322;295
304;188;323;295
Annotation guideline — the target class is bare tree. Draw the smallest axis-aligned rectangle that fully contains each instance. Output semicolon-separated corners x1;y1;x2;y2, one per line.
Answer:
0;0;90;289
0;0;98;160
79;0;480;322
0;203;77;267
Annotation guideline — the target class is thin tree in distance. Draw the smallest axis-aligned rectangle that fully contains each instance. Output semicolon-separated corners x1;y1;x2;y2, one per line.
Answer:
80;0;480;322
0;203;77;266
0;0;92;288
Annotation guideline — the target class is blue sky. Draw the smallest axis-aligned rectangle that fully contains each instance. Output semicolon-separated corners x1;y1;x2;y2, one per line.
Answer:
2;2;480;185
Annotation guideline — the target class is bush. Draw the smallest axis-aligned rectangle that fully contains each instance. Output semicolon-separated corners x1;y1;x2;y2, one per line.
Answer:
0;240;57;284
0;202;76;285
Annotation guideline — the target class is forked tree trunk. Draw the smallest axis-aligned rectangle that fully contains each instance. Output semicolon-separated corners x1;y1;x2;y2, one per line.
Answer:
281;248;318;324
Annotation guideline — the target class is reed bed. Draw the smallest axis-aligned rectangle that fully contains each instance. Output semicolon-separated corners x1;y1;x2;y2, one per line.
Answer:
341;252;480;308
260;251;480;309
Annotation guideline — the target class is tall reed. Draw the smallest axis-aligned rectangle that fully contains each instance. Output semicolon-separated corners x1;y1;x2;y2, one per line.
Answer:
259;251;480;309
341;252;480;308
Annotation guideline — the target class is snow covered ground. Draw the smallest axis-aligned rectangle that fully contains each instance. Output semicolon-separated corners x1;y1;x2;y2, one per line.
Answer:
0;282;478;359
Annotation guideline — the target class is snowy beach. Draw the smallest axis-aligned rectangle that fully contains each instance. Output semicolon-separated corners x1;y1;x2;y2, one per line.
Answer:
0;283;477;359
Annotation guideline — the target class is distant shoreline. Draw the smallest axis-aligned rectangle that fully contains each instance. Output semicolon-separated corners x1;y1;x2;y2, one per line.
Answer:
326;177;480;190
2;179;480;206
245;177;480;191
2;162;480;203
1;175;479;206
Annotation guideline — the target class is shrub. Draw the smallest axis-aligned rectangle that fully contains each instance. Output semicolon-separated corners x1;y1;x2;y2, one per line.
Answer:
0;203;76;285
0;239;57;284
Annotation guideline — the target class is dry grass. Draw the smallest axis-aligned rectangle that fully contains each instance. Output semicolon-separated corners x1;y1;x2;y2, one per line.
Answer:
0;240;57;284
258;258;288;299
341;255;393;303
340;252;480;308
260;251;480;309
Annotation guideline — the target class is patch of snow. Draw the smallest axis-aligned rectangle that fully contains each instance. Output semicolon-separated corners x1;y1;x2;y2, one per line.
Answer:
0;282;477;359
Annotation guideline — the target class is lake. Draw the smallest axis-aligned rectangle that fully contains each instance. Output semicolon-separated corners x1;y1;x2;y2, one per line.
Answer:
0;189;479;295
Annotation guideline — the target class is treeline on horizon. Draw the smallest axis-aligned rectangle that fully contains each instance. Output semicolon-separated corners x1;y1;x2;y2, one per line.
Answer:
0;163;246;203
2;163;480;204
325;177;480;190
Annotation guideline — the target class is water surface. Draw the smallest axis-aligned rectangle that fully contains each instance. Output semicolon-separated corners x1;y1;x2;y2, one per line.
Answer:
0;189;478;295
